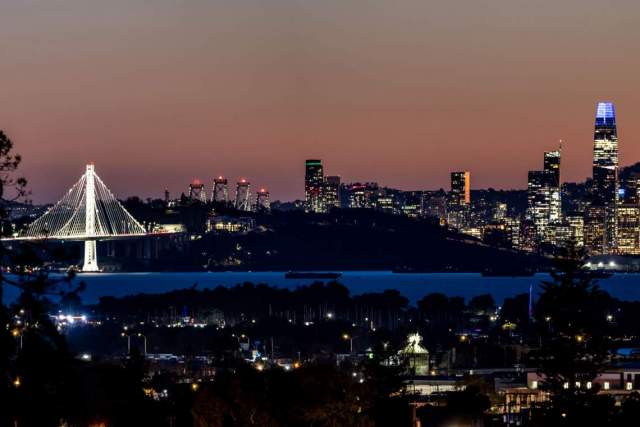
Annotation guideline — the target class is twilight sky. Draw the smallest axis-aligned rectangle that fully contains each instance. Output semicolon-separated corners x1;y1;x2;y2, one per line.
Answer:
2;0;640;203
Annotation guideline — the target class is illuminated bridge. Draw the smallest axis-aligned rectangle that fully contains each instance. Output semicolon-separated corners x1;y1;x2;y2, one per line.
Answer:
11;164;147;272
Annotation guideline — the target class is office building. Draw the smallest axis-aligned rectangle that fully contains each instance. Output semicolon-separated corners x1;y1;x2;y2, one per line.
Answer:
493;203;508;222
346;182;378;209
448;171;470;228
305;159;325;213
450;171;470;208
584;205;606;254
616;205;640;254
591;102;619;252
544;149;562;223
324;176;341;210
566;214;585;248
527;170;553;241
376;192;396;215
526;147;562;244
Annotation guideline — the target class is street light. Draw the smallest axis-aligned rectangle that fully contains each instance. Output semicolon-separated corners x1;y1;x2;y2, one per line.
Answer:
121;332;131;354
137;333;147;355
342;333;358;354
12;328;22;350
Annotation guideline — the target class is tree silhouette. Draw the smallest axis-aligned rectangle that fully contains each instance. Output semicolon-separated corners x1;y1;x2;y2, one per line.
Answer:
532;246;614;424
0;130;85;426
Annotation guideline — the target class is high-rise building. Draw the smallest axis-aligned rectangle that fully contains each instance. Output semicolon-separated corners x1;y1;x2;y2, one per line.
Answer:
346;182;378;209
448;172;470;228
591;101;619;251
235;179;252;211
400;191;422;218
323;176;341;210
212;176;229;204
616;205;640;254
544;148;562;223
566;214;585;248
623;173;640;205
188;178;207;203
519;219;537;252
504;217;521;248
526;147;562;244
305;159;325;213
376;192;396;215
493;202;508;222
584;205;606;254
450;172;470;208
255;188;271;212
527;170;553;241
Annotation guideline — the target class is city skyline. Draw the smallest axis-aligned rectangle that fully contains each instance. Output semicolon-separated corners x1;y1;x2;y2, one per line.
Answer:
6;3;640;426
3;1;640;203
16;100;635;206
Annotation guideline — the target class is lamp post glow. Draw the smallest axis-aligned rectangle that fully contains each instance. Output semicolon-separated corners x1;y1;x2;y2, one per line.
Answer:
121;332;131;354
12;328;22;350
137;333;147;355
342;333;358;354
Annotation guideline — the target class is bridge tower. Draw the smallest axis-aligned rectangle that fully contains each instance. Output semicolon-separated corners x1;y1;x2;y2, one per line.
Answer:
211;176;229;204
83;164;100;272
20;163;147;272
235;179;252;211
255;188;270;212
188;178;207;203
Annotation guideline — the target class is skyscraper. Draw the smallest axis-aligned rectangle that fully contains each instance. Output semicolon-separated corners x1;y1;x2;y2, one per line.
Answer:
544;148;562;223
616;205;640;254
448;171;470;228
526;147;562;244
527;170;553;241
591;101;619;252
450;172;470;208
323;175;341;210
305;159;325;213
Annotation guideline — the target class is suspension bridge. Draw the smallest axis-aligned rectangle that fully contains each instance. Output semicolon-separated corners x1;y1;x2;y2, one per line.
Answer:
9;164;148;272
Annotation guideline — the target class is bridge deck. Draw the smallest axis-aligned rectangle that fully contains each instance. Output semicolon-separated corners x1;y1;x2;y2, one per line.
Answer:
2;231;179;242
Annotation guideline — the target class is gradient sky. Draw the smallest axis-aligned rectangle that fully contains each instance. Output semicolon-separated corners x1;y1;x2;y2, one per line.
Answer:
2;0;640;203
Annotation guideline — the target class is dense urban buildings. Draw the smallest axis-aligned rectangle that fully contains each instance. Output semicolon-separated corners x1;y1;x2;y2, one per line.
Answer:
285;102;640;258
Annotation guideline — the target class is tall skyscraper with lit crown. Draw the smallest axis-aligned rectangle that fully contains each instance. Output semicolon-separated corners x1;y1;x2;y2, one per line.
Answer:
590;101;619;252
